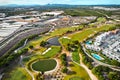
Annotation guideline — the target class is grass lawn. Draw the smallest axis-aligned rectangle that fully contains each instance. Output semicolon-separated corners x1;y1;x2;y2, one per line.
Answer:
72;52;80;64
69;24;116;42
42;46;61;58
32;46;47;54
69;76;84;80
50;25;83;36
97;17;106;23
64;62;90;80
32;59;57;72
3;67;32;80
28;46;61;59
59;37;72;48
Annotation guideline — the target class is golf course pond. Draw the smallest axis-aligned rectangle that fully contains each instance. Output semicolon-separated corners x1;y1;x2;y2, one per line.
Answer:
47;37;60;46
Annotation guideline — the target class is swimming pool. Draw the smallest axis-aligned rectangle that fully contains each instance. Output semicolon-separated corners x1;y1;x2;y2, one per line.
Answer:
91;53;103;60
86;41;92;45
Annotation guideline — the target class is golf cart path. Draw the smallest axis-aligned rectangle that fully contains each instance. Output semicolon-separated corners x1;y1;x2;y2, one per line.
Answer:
79;54;98;80
20;55;35;80
62;49;98;80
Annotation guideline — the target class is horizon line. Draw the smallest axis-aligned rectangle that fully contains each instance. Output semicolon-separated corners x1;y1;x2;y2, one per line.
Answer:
0;3;120;6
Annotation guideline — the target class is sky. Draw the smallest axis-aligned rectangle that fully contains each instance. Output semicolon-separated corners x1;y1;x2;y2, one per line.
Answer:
0;0;120;5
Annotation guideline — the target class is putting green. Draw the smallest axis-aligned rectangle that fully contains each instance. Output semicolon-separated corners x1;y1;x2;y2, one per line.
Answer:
32;59;57;72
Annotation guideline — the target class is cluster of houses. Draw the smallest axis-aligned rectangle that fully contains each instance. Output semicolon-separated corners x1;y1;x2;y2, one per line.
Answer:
86;29;120;62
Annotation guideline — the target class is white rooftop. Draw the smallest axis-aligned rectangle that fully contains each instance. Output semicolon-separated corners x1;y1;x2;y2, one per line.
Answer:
41;11;64;16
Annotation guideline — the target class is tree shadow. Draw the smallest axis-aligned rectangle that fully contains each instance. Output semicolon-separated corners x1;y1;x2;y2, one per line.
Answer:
67;70;76;75
68;64;74;67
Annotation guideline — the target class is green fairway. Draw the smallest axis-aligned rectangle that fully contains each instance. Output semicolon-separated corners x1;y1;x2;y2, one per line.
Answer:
42;46;61;58
59;37;72;47
97;17;106;23
64;62;90;80
69;24;116;42
32;59;57;72
50;25;83;36
72;52;80;63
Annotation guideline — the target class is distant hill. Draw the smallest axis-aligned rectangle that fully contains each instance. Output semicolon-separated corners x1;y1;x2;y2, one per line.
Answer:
0;4;120;11
0;4;120;8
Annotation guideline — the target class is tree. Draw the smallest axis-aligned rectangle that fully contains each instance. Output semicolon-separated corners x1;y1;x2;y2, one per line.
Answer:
111;60;120;66
60;54;67;66
62;67;68;73
29;45;34;49
40;41;48;47
60;54;66;60
108;72;117;80
73;40;79;45
86;62;93;69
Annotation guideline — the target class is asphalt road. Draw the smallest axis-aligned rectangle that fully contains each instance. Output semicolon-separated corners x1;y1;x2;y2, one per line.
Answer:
0;27;50;57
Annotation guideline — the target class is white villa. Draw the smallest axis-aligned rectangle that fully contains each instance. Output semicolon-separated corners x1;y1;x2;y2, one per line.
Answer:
85;29;120;62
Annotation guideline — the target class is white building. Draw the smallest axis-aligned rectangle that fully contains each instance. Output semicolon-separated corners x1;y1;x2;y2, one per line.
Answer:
41;11;64;16
85;30;120;62
0;13;6;18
